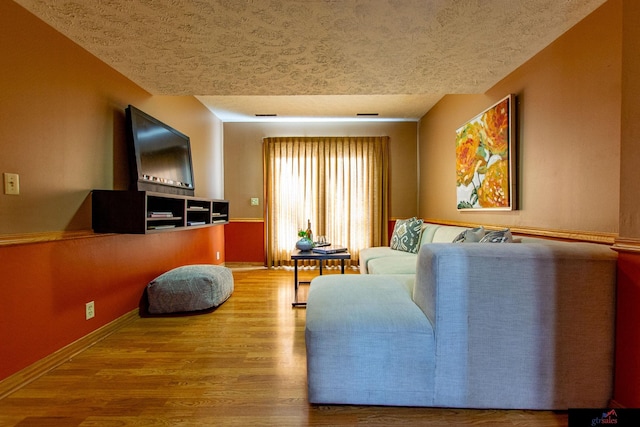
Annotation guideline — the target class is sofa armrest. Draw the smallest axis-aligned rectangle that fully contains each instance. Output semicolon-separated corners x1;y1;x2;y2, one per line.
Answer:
413;242;617;409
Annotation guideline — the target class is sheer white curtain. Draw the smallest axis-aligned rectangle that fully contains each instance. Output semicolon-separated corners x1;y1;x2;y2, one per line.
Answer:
263;136;389;267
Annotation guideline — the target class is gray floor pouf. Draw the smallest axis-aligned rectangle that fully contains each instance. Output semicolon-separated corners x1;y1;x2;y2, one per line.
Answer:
147;264;234;314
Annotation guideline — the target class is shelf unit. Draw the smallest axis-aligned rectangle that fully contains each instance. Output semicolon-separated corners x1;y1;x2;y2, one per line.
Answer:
92;190;229;234
212;201;229;225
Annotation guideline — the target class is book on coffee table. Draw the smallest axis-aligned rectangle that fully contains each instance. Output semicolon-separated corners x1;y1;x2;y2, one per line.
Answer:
312;245;348;254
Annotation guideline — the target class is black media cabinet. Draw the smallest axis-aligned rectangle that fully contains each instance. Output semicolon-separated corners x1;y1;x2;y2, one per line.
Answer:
92;190;229;234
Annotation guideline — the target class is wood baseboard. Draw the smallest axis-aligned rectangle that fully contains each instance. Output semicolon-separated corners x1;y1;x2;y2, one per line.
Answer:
225;262;266;269
0;309;139;400
613;237;640;253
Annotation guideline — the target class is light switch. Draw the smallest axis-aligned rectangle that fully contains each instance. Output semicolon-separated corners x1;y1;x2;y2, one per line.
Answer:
3;173;19;195
250;197;259;206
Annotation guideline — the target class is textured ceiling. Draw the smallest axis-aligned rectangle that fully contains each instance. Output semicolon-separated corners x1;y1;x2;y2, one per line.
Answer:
14;0;607;121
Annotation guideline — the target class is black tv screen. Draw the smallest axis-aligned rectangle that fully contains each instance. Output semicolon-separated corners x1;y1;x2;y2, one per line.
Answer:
125;105;195;196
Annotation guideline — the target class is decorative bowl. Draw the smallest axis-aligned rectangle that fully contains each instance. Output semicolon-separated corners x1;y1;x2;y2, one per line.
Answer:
296;238;314;251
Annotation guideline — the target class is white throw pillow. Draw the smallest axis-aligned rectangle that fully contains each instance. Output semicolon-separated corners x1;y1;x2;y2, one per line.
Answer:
479;229;513;243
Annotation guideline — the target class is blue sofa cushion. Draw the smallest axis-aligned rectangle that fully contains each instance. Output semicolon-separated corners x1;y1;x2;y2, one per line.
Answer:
305;274;435;406
367;256;417;274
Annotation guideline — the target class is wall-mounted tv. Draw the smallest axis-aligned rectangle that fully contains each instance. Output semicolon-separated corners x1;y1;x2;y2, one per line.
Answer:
125;105;195;196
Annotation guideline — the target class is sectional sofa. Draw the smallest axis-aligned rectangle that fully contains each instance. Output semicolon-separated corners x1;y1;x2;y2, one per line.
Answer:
305;222;617;409
359;222;472;274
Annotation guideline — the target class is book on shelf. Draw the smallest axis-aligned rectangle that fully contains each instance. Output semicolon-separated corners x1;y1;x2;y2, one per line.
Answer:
148;212;173;218
187;221;207;226
148;224;176;230
213;219;227;224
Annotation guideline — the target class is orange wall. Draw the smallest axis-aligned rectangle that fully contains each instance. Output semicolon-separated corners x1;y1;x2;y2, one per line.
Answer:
614;251;640;406
225;216;400;265
225;221;265;264
0;227;223;380
225;220;397;264
0;1;226;382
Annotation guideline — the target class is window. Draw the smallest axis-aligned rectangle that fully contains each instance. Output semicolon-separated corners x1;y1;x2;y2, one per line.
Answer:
263;136;389;267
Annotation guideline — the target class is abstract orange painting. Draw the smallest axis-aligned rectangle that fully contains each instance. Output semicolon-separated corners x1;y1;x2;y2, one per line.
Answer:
456;94;516;210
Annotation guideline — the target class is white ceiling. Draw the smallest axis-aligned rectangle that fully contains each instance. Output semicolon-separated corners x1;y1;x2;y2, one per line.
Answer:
14;0;607;122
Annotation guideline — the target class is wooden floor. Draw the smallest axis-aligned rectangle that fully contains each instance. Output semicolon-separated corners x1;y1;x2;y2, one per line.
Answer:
0;266;568;426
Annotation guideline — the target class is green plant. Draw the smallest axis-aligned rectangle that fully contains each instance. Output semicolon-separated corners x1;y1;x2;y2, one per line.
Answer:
298;229;311;239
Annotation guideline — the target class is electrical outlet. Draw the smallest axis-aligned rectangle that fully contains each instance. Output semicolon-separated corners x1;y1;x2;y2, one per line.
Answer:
85;301;95;320
250;197;259;206
3;173;19;195
216;251;220;260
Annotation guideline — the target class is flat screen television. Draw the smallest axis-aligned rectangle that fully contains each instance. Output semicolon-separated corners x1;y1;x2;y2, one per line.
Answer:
125;105;195;196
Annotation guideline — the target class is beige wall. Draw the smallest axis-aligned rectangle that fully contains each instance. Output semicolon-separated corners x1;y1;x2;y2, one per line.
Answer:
224;121;418;219
136;97;224;200
418;0;621;235
620;0;640;238
0;1;222;234
5;0;625;238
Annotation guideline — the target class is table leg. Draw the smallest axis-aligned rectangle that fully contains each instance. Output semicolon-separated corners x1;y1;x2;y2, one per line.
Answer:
292;259;308;307
293;259;299;306
319;259;323;275
341;259;345;274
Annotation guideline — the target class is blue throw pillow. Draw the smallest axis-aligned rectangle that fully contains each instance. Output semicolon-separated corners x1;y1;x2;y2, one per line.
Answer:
390;217;424;253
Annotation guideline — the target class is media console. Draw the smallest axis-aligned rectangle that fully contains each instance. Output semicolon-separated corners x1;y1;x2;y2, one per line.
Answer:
92;190;229;234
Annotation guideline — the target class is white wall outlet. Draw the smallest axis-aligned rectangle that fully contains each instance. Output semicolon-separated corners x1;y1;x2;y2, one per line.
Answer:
3;173;19;195
216;251;220;260
85;301;95;320
250;197;259;206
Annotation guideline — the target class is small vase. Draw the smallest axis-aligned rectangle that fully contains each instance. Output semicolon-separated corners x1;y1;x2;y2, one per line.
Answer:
296;238;314;251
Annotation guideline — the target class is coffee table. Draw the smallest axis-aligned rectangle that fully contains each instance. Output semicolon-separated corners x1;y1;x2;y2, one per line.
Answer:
291;249;351;307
